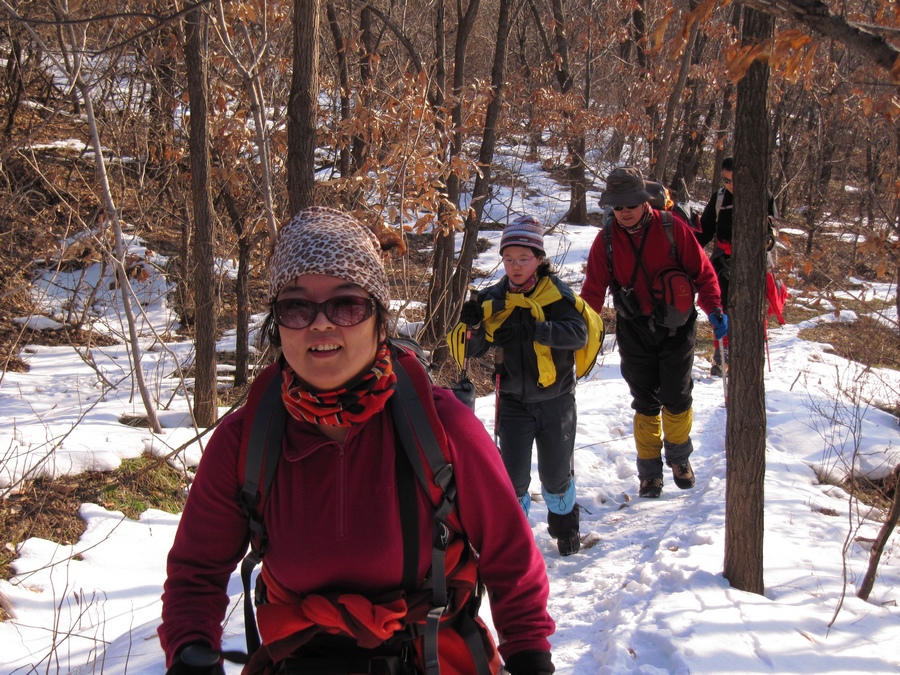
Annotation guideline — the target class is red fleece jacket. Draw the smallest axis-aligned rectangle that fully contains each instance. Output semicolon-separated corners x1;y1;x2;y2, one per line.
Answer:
581;209;721;316
158;385;554;666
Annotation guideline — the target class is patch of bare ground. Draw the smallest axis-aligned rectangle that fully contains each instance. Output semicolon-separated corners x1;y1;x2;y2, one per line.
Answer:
2;132;899;622
0;455;187;615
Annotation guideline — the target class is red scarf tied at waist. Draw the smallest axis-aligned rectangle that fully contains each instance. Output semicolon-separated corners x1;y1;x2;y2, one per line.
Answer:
244;539;488;674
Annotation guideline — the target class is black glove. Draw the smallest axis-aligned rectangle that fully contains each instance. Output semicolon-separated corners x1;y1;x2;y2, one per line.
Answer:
459;299;483;326
167;643;225;675
504;649;555;675
493;317;535;345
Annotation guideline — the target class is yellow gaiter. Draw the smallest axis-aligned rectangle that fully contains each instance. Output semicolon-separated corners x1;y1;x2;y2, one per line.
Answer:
634;412;663;460
662;407;693;445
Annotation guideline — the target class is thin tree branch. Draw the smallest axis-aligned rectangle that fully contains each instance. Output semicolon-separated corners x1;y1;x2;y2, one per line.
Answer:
737;0;900;79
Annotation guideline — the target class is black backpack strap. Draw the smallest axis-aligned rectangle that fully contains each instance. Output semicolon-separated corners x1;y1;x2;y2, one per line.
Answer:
239;370;287;656
395;431;420;594
602;222;622;293
659;210;679;263
391;361;453;675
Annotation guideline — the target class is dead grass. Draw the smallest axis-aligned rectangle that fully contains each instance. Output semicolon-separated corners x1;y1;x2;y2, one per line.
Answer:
0;455;187;588
3;114;900;620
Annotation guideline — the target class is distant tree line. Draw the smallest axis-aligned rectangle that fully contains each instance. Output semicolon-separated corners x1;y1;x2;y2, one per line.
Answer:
0;0;897;422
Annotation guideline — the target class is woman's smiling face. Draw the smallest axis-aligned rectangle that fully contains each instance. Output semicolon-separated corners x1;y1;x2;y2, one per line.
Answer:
276;274;381;392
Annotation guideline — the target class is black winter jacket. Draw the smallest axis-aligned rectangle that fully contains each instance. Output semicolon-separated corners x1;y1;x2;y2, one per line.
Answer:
697;188;778;250
466;272;587;403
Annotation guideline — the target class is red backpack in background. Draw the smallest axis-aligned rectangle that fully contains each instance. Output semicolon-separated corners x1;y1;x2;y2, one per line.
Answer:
766;271;788;326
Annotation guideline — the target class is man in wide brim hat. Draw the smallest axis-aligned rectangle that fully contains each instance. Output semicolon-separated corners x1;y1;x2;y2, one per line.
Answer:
582;165;725;501
598;166;654;207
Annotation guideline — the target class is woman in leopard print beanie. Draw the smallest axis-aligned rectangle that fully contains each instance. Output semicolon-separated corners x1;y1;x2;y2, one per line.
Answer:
159;206;556;675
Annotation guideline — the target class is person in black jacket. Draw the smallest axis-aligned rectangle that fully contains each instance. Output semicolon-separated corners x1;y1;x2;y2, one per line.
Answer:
453;216;588;556
697;156;778;375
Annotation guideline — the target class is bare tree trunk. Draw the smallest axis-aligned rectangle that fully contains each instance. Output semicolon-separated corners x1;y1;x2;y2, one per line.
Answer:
212;0;280;242
550;0;586;223
2;37;25;137
670;2;711;199
451;0;517;303
723;5;772;597
35;2;166;433
525;0;586;222
425;0;480;353
631;0;660;170
711;5;741;190
654;18;699;183
857;464;900;601
326;1;351;180
352;6;375;174
217;187;251;387
79;84;163;434
184;4;219;427
288;0;320;213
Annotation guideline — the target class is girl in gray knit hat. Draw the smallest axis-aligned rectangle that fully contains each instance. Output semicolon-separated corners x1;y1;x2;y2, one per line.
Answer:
159;207;556;675
449;215;603;557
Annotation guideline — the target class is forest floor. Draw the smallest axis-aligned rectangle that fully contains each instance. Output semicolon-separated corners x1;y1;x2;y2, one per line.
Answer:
2;118;899;586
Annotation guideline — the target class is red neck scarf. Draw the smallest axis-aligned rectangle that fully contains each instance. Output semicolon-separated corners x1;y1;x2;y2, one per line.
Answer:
508;273;538;294
617;207;652;234
280;342;396;427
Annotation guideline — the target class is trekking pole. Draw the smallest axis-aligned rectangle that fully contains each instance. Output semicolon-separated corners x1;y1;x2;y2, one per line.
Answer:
764;321;772;372
461;288;478;377
721;337;729;407
493;348;503;447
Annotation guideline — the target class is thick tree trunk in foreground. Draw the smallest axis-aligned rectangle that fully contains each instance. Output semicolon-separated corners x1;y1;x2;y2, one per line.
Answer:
723;5;772;597
288;0;320;213
184;6;218;428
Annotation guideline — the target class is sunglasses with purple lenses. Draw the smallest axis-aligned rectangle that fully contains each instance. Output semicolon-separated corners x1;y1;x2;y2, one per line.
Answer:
273;296;376;329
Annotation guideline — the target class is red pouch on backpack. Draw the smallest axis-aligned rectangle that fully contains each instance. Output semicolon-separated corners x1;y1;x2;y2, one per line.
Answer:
652;267;695;333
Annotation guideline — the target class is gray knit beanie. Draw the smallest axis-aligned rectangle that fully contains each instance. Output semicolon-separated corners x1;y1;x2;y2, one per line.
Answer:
267;206;390;307
500;215;546;256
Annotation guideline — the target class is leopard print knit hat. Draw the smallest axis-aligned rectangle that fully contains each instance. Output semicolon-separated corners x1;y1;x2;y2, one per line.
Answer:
268;206;390;308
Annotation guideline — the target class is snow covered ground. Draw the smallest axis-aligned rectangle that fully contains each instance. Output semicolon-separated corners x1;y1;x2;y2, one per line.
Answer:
2;160;900;674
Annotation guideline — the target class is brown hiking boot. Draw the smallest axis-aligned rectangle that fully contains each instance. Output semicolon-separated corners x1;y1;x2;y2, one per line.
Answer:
639;477;663;498
669;461;695;489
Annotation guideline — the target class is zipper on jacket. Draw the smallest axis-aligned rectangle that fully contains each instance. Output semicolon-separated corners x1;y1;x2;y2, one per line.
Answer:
337;444;347;539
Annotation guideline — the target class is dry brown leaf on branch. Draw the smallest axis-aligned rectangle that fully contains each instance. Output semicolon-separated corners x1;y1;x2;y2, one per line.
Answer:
684;0;721;40
650;8;676;54
726;41;771;82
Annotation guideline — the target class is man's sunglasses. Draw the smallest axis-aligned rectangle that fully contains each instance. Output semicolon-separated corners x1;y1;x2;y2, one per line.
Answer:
273;296;376;329
613;204;642;211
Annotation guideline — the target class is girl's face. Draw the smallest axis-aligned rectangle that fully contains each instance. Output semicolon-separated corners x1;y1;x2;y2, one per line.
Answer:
275;274;382;392
502;245;543;285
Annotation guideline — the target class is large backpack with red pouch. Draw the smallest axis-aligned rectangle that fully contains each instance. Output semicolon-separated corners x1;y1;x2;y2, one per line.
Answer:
604;210;696;335
236;340;498;675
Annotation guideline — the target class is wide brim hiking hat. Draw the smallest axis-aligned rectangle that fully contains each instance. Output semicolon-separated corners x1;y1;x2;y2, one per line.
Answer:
267;206;390;308
644;180;670;210
500;215;546;256
598;166;653;207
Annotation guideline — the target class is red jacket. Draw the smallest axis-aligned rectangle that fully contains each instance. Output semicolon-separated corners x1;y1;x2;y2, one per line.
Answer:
581;209;721;316
158;382;554;667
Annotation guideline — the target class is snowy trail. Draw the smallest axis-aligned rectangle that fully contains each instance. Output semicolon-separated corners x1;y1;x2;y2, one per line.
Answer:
516;356;735;674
